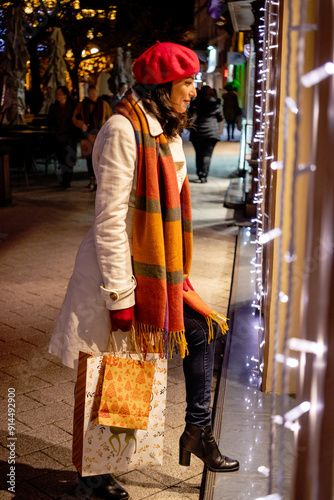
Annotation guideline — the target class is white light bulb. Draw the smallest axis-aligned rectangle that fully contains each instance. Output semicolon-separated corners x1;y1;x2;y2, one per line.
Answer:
258;228;282;244
254;493;282;500
279;291;289;303
275;353;298;367
301;62;334;87
271;161;283;170
284;401;311;422
288;338;325;355
285;96;299;114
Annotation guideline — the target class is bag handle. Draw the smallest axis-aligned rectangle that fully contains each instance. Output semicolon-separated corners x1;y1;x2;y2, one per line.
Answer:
109;326;144;364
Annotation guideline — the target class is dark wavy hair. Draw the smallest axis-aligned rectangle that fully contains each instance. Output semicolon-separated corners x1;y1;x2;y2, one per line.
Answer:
133;83;188;139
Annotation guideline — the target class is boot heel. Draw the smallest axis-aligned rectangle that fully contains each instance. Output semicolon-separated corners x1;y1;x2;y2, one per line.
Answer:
179;447;191;466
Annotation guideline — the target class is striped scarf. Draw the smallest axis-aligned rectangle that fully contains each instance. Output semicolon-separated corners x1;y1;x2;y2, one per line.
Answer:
117;92;227;358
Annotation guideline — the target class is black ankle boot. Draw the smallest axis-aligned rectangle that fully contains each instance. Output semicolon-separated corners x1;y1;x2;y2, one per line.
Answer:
77;472;129;499
179;423;239;473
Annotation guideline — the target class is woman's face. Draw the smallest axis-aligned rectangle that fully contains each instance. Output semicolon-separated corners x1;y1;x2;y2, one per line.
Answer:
170;75;197;113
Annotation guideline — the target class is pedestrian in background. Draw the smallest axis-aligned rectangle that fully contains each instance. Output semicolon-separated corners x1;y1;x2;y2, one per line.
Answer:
72;85;112;191
49;42;239;500
222;83;242;141
48;86;77;188
188;85;224;182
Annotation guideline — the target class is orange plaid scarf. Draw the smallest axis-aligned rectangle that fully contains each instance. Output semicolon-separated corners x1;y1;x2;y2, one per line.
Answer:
117;93;227;358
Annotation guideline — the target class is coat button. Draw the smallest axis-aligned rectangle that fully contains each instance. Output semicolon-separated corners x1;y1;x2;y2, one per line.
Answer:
110;292;118;300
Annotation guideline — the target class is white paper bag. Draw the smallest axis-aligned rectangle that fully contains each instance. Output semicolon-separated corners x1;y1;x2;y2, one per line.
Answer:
73;351;167;476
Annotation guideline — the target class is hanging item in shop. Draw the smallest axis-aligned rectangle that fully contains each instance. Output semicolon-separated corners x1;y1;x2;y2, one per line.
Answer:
207;0;222;19
40;27;67;114
0;6;30;126
108;47;128;94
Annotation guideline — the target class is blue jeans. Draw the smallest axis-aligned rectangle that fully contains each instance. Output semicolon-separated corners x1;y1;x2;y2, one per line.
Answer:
183;302;219;427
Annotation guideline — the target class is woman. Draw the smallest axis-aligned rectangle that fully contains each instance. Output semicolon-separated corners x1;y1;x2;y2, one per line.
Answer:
222;84;242;141
72;85;112;191
188;85;224;182
49;42;239;500
48;86;77;188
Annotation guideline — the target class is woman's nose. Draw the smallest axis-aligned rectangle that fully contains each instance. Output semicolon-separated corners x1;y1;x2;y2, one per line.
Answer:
190;85;197;98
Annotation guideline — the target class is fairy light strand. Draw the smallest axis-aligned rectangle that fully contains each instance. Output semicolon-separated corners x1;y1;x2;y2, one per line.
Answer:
278;0;308;495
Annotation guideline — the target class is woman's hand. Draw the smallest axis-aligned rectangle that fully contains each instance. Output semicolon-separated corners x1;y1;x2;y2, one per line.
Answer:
82;124;88;133
183;277;194;292
109;307;134;332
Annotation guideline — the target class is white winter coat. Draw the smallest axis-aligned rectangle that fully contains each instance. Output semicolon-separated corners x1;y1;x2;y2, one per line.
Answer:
48;96;187;369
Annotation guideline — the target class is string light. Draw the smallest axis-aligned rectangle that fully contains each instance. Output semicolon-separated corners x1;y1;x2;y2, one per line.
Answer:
258;228;282;244
275;353;298;367
285;96;299;113
254;494;282;500
284;401;311;421
297;163;317;173
284;251;297;263
271;161;283;170
301;62;334;87
278;291;289;303
288;337;325;355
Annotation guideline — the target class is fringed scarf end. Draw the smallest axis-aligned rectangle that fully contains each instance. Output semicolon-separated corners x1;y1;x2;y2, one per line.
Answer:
135;322;188;359
206;311;229;344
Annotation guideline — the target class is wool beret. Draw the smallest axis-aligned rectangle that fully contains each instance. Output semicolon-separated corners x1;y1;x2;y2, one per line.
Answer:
132;41;200;85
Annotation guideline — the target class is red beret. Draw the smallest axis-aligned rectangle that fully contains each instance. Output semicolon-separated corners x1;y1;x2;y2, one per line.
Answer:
132;41;200;85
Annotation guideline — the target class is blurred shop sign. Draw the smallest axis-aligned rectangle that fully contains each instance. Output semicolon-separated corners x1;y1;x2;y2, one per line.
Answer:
227;52;246;65
244;44;251;58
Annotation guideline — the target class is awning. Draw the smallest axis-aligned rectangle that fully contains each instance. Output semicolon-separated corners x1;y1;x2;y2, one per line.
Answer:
228;1;254;32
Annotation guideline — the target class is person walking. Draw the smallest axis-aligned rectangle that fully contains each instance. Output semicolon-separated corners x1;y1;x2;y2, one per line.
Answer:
188;85;224;182
72;85;112;191
48;86;77;188
48;41;239;500
222;84;242;141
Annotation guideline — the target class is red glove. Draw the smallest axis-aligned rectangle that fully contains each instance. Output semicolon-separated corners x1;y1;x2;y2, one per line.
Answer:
183;277;194;292
109;307;134;332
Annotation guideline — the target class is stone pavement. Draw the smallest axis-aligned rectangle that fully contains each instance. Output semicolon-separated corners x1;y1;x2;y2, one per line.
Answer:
0;137;240;500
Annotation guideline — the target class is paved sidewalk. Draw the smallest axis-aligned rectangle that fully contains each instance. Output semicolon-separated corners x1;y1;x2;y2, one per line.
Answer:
0;138;240;499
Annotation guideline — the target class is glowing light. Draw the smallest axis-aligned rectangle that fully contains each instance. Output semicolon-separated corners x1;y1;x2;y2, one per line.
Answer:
275;353;298;367
284;251;297;263
285;401;311;421
90;47;99;54
24;2;34;14
285;96;299;114
259;228;282;244
297;163;317;173
288;337;325;355
207;46;217;74
254;493;282;500
258;465;270;477
301;62;334;87
279;291;289;303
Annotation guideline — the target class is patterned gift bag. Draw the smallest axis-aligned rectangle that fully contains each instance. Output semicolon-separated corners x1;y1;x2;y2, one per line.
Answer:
73;351;167;477
91;355;156;430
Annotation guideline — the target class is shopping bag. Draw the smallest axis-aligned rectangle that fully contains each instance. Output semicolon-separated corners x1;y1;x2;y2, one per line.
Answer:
73;350;167;477
91;354;156;430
